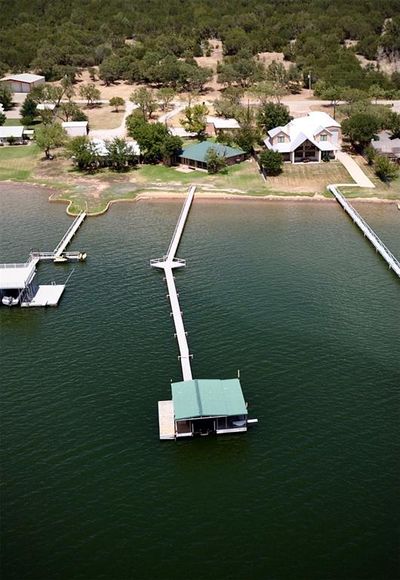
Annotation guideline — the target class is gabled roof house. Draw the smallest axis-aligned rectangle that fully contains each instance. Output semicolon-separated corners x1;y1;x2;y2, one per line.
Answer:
264;112;341;163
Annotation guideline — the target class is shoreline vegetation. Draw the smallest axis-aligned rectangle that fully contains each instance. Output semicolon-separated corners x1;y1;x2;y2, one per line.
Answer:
1;181;398;219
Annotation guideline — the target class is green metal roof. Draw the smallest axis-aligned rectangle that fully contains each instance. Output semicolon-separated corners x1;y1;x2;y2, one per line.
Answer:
171;378;248;421
179;141;245;164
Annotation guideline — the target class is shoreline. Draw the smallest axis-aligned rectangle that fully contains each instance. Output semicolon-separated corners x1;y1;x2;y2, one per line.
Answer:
0;180;398;217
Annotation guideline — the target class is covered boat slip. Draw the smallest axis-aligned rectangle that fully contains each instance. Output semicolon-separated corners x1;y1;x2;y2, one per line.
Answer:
158;379;248;440
0;257;65;307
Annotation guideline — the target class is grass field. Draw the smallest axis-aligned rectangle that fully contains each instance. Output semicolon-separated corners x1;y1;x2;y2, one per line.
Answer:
83;106;124;130
266;161;354;194
0;145;41;180
340;156;400;200
3;118;22;126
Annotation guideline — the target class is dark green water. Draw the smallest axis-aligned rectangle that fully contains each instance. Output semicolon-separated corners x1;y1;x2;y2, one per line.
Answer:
1;188;399;580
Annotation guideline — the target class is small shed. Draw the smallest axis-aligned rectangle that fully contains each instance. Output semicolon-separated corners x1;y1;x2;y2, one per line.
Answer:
0;74;45;93
206;116;241;136
62;121;89;137
179;141;246;170
159;378;248;439
0;126;24;145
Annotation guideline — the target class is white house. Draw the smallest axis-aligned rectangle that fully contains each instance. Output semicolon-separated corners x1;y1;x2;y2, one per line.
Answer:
62;121;89;137
0;126;25;145
0;73;45;93
206;116;241;136
264;112;341;163
90;138;140;157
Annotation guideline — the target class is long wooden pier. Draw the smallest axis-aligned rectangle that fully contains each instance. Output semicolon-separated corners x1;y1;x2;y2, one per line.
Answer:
328;185;400;278
150;186;196;380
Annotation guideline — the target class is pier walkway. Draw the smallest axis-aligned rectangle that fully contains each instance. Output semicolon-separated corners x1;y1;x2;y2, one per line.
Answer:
53;212;86;260
328;185;400;278
150;186;196;381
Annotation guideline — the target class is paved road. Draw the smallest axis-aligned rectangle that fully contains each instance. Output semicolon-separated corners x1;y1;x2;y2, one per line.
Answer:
336;151;375;188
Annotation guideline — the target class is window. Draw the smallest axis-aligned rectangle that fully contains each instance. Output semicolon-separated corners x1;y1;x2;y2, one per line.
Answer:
278;136;285;143
320;134;327;141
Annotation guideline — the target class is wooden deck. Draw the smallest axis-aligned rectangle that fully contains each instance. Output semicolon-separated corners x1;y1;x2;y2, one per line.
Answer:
158;401;175;440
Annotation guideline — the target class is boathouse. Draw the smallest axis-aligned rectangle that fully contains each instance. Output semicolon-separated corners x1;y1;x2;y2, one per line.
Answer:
159;378;248;439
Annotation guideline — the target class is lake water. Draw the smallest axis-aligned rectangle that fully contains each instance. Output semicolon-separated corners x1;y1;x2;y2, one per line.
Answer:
1;187;399;580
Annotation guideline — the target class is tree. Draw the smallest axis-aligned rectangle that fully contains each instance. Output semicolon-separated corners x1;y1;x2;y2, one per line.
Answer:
265;61;289;101
79;83;101;107
59;102;87;122
364;145;376;166
60;76;75;101
99;56;122;85
374;155;399;182
20;96;38;125
323;87;342;120
0;111;6;126
342;113;380;149
158;88;175;111
109;97;125;112
387;112;400;139
130;87;157;119
126;109;148;138
234;124;260;154
106;138;137;171
181;103;208;139
45;85;65;107
88;67;97;82
160;135;183;166
205;148;227;174
127;119;170;163
257;102;292;133
35;123;66;159
0;85;13;110
66;136;98;171
259;150;283;176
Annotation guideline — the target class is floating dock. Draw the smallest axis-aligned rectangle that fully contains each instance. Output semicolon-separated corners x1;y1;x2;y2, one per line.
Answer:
21;284;65;307
328;185;400;278
151;186;256;440
1;213;87;308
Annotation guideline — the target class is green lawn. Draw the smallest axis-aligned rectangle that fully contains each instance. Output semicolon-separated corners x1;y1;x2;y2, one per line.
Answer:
3;118;22;126
340;158;400;200
0;144;41;180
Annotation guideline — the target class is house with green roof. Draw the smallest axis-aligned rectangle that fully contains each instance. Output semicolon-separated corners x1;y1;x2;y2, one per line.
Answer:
158;378;248;439
179;141;247;170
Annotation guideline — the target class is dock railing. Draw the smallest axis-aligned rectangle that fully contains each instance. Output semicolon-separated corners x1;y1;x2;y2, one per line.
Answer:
151;186;196;381
328;185;400;278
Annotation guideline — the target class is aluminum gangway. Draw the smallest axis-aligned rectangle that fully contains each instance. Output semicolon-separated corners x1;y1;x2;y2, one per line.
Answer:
328;185;400;278
150;186;196;381
53;211;87;260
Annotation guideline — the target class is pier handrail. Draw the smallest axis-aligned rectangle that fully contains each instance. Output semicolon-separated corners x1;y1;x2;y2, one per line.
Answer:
53;211;86;256
165;185;196;261
328;185;400;277
151;185;196;381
